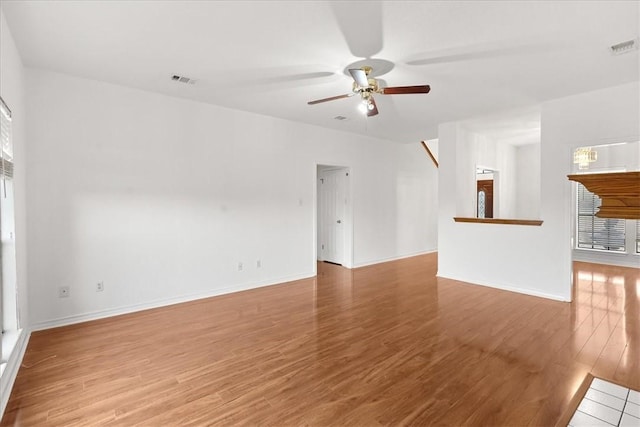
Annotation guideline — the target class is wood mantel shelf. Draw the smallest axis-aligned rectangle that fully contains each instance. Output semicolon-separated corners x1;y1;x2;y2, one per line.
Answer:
567;171;640;220
453;217;543;226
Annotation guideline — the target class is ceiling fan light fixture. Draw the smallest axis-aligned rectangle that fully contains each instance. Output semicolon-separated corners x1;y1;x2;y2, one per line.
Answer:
357;98;375;114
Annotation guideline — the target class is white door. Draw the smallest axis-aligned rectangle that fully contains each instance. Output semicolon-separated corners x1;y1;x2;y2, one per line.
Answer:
318;168;347;265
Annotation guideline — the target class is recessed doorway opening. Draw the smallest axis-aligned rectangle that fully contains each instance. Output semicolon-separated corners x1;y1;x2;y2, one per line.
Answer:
476;166;498;219
316;165;353;268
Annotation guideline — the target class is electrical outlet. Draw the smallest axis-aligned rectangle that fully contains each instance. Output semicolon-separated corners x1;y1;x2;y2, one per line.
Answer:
257;260;261;268
59;286;70;298
96;282;104;292
238;262;243;271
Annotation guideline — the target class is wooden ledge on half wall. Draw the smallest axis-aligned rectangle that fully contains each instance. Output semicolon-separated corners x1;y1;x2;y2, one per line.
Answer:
453;217;544;226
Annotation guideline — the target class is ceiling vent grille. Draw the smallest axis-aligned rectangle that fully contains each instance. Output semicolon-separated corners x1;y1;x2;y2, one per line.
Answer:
610;38;638;55
171;75;197;85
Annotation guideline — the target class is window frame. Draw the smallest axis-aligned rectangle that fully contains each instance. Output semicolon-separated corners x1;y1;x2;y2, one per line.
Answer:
575;182;627;253
0;96;17;364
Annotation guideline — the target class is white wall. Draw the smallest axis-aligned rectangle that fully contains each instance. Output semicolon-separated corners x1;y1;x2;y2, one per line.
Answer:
0;7;30;418
495;142;517;218
454;127;476;217
572;141;639;174
546;82;640;271
438;81;639;302
0;10;28;331
515;143;541;219
455;127;521;219
25;68;438;329
571;141;640;267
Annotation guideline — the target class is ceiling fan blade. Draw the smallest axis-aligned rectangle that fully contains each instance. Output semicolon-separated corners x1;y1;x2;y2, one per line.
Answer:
330;2;383;58
307;93;355;105
404;40;548;66
367;97;379;117
256;71;335;85
349;68;370;88
382;85;431;95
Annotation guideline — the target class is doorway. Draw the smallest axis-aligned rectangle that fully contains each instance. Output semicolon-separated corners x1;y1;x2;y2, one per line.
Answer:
317;165;352;267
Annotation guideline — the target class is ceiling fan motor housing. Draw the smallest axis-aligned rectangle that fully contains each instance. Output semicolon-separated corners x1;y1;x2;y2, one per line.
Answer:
307;65;430;115
352;78;379;97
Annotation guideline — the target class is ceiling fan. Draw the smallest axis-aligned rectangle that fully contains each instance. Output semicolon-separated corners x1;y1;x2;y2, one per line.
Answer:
307;66;430;117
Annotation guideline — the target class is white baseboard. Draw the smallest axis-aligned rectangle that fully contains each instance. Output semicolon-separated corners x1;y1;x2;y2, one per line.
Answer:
31;251;442;331
30;272;315;331
0;328;30;419
573;250;640;269
436;272;570;302
353;249;437;269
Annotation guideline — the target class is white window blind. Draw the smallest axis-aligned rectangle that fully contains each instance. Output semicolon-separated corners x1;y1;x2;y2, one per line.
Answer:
576;183;626;252
0;101;13;180
0;98;9;344
0;97;14;341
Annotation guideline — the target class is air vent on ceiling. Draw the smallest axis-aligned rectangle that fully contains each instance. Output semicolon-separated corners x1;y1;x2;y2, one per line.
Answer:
171;75;197;85
610;38;638;55
334;115;348;121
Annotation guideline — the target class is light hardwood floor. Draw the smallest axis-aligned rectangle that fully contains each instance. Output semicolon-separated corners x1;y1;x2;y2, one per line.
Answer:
1;253;638;426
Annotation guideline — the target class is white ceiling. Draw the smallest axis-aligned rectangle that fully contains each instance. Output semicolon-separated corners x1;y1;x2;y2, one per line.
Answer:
2;1;639;143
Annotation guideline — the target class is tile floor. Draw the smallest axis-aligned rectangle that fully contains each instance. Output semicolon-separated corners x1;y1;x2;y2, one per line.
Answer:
569;378;640;426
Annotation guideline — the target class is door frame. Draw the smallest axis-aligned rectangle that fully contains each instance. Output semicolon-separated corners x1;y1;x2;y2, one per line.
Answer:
314;164;354;273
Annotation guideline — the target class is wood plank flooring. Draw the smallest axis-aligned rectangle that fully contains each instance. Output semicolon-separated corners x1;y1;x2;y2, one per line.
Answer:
1;253;639;426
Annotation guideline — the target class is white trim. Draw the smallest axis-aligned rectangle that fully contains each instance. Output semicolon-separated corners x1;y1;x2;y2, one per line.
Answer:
0;328;30;419
32;249;445;332
30;272;314;331
32;248;449;331
435;272;570;302
353;249;438;269
573;249;640;269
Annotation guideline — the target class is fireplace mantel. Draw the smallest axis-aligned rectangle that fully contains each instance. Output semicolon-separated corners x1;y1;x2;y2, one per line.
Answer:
567;171;640;220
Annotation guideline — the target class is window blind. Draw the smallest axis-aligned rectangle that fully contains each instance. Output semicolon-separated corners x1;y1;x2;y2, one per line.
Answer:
0;99;13;180
576;183;626;252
